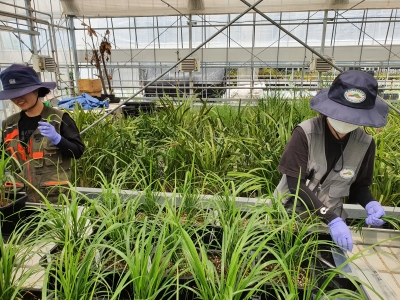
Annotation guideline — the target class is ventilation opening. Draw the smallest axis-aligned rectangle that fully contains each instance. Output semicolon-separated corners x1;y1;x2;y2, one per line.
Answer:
178;58;200;72
310;57;335;72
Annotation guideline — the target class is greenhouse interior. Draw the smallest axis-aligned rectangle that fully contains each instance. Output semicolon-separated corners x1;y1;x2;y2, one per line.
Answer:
0;0;400;299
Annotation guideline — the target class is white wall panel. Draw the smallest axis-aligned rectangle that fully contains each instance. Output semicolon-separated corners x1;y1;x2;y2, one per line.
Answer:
59;0;400;17
76;45;400;65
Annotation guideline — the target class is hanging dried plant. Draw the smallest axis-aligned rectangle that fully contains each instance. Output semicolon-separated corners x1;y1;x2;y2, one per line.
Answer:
82;24;113;95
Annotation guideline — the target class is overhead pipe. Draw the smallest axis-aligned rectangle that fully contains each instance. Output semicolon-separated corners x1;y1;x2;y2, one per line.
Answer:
240;0;400;115
80;0;264;134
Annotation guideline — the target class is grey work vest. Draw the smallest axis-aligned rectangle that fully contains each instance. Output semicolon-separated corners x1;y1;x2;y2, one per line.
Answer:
2;106;71;203
275;117;372;219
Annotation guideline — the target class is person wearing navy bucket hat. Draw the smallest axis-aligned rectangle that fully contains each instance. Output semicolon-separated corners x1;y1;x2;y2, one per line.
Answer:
274;70;389;252
0;64;85;203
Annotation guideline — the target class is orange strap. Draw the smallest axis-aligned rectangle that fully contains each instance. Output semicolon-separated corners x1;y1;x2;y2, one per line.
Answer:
17;144;27;161
43;181;69;186
5;182;23;187
32;152;44;159
4;129;18;142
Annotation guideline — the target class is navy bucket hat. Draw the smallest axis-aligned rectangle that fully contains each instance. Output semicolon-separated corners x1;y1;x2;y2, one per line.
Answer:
310;70;389;128
0;64;56;100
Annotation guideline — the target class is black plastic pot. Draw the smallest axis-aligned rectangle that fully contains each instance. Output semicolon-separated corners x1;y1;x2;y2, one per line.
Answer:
253;284;313;300
20;288;42;300
0;192;27;236
161;276;196;300
202;225;223;249
100;94;120;103
122;101;156;118
317;275;364;294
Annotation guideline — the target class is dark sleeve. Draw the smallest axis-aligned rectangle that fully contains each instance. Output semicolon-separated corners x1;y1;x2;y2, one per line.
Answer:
287;175;338;224
278;126;309;179
348;138;376;207
56;113;85;159
1;121;3;146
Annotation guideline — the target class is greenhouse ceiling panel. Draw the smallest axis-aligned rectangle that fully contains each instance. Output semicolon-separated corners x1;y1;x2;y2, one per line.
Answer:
60;0;400;17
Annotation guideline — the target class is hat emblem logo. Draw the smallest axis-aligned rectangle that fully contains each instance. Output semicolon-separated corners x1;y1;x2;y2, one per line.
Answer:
344;88;366;103
9;79;16;84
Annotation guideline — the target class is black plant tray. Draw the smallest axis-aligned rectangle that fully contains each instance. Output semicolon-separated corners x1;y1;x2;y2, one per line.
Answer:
0;192;27;236
253;284;313;300
102;269;134;300
20;288;42;300
122;101;159;117
124;101;155;107
316;275;364;294
199;225;223;249
158;276;196;300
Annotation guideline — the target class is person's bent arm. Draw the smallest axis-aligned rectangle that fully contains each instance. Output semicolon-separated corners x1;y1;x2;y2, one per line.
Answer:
286;175;338;224
57;113;85;158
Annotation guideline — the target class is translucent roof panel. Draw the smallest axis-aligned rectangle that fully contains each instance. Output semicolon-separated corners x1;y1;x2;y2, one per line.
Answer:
60;0;400;17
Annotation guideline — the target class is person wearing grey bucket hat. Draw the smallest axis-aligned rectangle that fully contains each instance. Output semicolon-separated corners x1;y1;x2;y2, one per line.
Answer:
274;70;388;253
0;64;85;203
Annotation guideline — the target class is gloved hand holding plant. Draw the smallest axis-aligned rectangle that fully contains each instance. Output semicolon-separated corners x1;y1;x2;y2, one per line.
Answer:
365;201;386;227
38;121;61;145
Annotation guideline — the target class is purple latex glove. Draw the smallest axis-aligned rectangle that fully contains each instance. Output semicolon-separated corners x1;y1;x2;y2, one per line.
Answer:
365;201;386;226
38;121;61;145
328;217;354;252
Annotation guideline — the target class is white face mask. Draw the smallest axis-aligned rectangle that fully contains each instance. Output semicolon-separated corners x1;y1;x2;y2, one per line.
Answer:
327;117;360;134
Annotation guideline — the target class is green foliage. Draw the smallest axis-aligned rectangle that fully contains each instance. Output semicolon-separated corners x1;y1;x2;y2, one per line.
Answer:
5;174;389;299
70;94;400;205
0;144;22;203
370;111;400;206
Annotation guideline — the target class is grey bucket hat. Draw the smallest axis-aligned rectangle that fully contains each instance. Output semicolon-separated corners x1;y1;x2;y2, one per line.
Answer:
0;64;56;100
310;70;389;128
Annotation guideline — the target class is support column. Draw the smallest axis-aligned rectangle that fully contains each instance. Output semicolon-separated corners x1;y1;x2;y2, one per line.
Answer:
318;10;328;89
188;14;194;96
24;0;39;77
68;15;80;91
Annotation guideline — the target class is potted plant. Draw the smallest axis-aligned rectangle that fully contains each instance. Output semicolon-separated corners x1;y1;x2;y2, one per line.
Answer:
98;215;179;299
0;145;27;236
39;235;113;299
0;228;41;299
176;207;276;300
82;24;120;103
